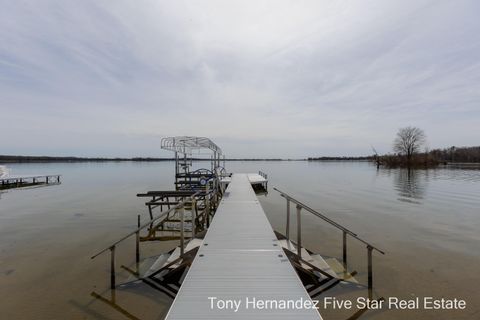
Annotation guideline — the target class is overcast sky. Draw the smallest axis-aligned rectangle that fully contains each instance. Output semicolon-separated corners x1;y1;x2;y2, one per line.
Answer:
1;0;479;158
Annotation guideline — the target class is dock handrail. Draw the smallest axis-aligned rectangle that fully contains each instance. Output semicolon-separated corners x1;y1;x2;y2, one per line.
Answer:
273;187;384;254
274;187;384;299
91;190;202;289
259;171;268;179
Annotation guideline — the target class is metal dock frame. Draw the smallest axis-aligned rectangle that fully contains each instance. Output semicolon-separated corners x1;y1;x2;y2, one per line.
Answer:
165;174;323;319
91;191;201;290
274;187;385;300
0;174;61;190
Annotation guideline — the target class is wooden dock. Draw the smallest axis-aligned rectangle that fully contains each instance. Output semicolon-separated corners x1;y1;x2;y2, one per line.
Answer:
165;173;322;319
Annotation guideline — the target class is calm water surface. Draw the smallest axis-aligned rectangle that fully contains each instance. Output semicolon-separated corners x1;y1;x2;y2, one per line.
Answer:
0;161;479;319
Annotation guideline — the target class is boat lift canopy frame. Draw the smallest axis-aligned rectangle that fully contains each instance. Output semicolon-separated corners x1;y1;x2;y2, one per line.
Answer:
161;136;222;155
161;136;225;191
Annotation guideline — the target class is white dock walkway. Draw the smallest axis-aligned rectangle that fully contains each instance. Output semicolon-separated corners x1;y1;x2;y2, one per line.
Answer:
220;173;267;185
247;173;267;185
165;174;322;319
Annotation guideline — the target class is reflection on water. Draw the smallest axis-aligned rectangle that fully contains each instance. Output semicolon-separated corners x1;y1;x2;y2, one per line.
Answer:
375;164;480;206
0;161;479;319
393;169;426;204
0;165;8;177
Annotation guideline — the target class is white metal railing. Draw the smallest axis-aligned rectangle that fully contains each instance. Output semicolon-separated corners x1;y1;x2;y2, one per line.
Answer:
274;187;384;299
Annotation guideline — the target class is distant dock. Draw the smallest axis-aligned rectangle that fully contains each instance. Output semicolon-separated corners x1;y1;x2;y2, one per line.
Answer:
0;174;61;190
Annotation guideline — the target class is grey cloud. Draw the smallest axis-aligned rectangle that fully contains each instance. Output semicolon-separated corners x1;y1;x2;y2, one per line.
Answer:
1;0;479;157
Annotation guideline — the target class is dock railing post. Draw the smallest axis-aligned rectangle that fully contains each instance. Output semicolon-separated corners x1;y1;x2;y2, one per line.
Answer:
296;205;302;258
110;246;116;289
342;230;347;267
205;185;210;228
286;199;290;241
367;245;373;299
180;206;185;256
136;215;140;270
192;199;196;239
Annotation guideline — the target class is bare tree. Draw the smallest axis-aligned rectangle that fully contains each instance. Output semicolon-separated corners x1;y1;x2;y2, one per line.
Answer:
393;126;426;161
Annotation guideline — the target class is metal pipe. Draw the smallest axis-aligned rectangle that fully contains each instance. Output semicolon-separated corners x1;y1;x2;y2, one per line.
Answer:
175;151;178;178
206;185;210;228
286;199;291;241
275;187;356;236
110;246;116;289
367;246;373;299
273;187;385;255
180;206;185;256
136;215;140;267
296;205;302;258
148;206;153;220
192;199;196;239
91;191;201;259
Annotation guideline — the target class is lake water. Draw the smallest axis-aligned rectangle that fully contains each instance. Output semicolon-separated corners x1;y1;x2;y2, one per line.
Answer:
0;161;479;319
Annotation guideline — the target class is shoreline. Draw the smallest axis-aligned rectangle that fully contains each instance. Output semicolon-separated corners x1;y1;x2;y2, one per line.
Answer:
2;155;480;164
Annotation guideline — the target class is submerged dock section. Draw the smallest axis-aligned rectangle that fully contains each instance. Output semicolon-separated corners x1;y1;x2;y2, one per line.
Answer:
165;174;322;319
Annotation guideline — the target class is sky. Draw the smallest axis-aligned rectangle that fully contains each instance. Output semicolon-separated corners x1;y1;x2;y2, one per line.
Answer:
1;0;479;158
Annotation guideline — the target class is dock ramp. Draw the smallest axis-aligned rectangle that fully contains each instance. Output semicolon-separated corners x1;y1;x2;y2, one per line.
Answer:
165;173;322;319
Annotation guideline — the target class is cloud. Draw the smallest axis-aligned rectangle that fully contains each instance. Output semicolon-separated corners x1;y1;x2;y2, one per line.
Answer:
1;0;479;157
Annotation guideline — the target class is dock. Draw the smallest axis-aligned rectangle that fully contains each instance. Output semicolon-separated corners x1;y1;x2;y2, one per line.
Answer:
0;174;61;190
90;136;384;320
165;173;322;319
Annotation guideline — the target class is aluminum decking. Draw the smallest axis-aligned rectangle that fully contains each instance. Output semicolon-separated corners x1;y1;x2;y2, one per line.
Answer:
219;173;267;185
165;173;322;319
247;173;267;185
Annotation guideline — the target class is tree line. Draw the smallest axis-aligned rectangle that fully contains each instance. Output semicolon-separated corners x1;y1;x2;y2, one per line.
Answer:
430;146;480;163
309;126;480;168
379;126;479;168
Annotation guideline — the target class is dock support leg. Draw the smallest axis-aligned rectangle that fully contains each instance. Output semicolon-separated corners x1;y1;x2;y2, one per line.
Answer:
286;199;290;241
296;205;302;258
148;205;153;220
110;246;116;290
343;231;348;278
367;246;373;299
136;215;140;270
180;207;185;256
192;200;196;239
205;192;210;229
